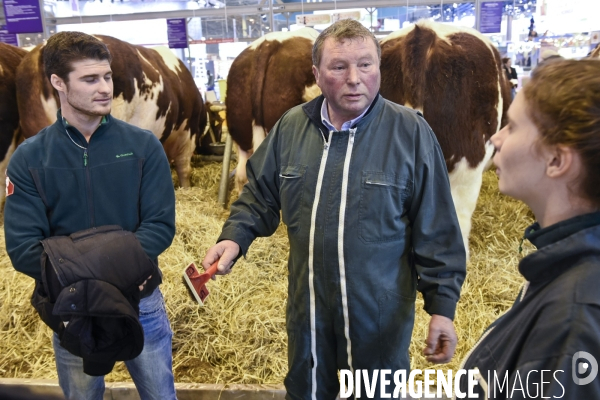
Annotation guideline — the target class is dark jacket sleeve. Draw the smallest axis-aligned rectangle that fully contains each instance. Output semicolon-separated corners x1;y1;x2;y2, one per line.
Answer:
218;121;283;255
134;133;176;259
4;141;50;281
407;119;466;320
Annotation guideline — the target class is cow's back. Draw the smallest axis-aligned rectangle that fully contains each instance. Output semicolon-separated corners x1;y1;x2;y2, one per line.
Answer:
102;37;206;148
380;21;510;173
226;28;319;153
380;21;511;256
15;35;206;187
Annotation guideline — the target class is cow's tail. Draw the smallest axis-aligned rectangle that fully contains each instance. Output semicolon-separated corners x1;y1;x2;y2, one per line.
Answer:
400;24;439;109
251;40;282;129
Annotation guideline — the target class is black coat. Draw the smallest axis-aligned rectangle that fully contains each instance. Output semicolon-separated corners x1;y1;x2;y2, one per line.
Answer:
458;213;600;399
32;225;157;376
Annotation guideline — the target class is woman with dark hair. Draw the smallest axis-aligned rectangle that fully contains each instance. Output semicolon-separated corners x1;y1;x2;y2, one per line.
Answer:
457;59;600;398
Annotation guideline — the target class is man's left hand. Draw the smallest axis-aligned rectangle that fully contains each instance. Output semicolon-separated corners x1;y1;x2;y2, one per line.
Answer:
423;314;457;364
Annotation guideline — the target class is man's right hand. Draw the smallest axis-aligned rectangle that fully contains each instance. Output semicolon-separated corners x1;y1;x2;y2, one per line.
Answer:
202;240;240;279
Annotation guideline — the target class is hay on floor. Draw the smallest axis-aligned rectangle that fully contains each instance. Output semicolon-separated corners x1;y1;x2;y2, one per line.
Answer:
0;160;535;384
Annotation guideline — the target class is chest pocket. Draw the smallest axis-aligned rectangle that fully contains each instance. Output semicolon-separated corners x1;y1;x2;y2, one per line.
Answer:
279;165;307;234
359;171;411;243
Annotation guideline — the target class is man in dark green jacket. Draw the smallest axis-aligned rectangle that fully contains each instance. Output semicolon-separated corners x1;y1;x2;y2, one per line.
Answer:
203;19;466;399
4;32;177;400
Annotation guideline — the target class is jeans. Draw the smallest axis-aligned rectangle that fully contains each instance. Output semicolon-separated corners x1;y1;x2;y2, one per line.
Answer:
53;288;177;400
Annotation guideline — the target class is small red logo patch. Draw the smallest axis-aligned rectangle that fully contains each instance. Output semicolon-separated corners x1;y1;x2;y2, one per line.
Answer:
6;175;14;197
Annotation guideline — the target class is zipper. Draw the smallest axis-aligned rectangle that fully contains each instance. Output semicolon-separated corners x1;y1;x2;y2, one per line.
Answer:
338;128;356;375
84;151;95;227
453;327;495;400
308;129;333;400
472;367;489;400
63;120;100;227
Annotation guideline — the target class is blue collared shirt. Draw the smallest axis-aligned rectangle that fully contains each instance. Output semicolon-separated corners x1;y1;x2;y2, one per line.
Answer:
320;98;371;132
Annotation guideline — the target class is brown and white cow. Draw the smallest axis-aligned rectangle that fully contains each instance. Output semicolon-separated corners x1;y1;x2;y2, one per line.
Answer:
225;27;321;190
0;43;28;205
226;21;510;255
16;35;208;187
380;20;511;255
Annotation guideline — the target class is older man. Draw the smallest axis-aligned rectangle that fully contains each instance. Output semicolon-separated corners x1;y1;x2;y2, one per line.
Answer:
203;19;466;399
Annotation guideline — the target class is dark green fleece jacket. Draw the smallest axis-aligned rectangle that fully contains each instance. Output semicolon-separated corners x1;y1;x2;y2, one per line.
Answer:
4;112;175;286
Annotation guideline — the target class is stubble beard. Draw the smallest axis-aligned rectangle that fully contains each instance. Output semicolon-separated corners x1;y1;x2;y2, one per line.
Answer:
65;87;111;118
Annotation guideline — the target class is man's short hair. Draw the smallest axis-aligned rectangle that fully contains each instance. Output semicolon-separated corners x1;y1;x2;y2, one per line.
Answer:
43;31;112;82
312;19;381;67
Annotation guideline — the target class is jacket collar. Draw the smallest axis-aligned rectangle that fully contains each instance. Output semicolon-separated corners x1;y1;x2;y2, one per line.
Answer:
56;109;112;143
302;93;382;136
519;212;600;283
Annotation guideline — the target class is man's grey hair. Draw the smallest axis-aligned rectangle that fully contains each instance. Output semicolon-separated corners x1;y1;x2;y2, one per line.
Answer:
312;19;381;67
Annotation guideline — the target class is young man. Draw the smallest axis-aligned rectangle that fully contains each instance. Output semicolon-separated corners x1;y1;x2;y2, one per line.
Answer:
4;32;177;400
202;19;466;399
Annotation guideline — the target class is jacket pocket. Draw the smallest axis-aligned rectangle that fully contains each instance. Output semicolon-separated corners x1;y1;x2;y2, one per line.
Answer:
359;172;410;243
279;165;307;234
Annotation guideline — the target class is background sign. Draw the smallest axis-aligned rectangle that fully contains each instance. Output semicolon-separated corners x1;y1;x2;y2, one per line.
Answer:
167;18;188;49
2;0;43;33
331;11;361;22
295;14;331;26
480;2;503;34
0;24;19;45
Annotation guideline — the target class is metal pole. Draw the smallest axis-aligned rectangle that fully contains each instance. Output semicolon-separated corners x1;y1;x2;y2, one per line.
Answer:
269;0;275;32
39;0;48;39
475;0;481;32
218;124;233;208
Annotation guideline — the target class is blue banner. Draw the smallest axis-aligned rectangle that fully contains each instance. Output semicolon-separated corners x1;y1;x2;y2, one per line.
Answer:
2;0;44;34
167;18;188;49
480;2;503;34
0;25;19;45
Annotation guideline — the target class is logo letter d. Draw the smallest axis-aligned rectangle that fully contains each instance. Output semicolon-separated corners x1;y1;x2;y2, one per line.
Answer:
572;351;598;385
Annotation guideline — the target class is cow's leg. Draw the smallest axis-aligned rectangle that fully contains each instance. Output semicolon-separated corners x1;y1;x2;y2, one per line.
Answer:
169;132;195;188
447;141;494;260
234;123;267;193
235;145;252;194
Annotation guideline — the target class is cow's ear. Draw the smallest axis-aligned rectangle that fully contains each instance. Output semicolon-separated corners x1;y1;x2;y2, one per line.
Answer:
50;74;66;93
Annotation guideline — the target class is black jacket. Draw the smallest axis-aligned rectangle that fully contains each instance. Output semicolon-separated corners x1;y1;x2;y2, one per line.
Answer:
32;225;157;376
457;212;600;399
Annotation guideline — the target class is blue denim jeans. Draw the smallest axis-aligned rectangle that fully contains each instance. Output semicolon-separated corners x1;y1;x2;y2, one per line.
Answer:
53;288;177;400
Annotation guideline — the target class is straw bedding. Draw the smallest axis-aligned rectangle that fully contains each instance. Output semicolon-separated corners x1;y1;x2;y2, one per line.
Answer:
0;159;535;384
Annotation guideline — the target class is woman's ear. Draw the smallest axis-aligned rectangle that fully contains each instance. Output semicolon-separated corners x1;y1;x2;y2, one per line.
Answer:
546;145;577;179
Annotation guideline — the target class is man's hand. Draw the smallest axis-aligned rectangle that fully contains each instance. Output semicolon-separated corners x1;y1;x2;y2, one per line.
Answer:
202;240;240;280
423;314;457;364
